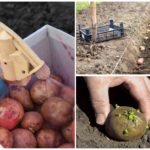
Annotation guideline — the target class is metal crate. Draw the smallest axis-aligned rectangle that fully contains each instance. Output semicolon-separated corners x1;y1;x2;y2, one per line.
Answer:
79;20;124;43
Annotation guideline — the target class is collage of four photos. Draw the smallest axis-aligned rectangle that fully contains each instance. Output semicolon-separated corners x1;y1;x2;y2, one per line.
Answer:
0;0;149;149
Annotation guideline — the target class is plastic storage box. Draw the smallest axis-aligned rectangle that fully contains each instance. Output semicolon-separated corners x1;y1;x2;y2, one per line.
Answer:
79;20;124;43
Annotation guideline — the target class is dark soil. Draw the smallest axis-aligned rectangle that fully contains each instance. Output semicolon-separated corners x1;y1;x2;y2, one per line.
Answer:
76;2;150;74
76;77;150;148
0;2;74;38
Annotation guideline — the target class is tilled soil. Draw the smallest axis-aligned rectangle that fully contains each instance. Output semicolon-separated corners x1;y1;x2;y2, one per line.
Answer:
129;33;150;74
76;77;150;148
76;2;150;74
138;36;150;73
0;2;74;38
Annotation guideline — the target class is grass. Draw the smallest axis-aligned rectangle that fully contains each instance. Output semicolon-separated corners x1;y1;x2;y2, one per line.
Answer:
76;2;101;13
76;2;90;13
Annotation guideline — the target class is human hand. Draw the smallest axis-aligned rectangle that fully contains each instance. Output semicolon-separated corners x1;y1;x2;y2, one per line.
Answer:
86;76;150;125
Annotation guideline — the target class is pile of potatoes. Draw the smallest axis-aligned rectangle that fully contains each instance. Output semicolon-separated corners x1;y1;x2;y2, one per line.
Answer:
0;74;74;148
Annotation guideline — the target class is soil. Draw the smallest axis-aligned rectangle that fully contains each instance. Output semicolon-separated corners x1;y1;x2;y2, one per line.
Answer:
76;2;150;74
76;77;150;148
0;2;74;38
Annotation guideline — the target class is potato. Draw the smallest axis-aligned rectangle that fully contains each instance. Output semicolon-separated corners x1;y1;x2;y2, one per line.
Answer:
137;58;144;65
10;85;34;110
62;122;73;143
50;74;63;83
35;64;50;80
139;46;145;51
21;111;43;133
30;80;60;104
71;121;75;144
37;129;64;148
0;98;24;129
12;128;37;148
58;143;74;148
41;120;58;131
41;97;73;128
60;86;74;105
105;106;147;141
0;127;13;148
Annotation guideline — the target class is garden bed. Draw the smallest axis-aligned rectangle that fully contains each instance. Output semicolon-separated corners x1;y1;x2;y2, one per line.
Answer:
76;2;150;74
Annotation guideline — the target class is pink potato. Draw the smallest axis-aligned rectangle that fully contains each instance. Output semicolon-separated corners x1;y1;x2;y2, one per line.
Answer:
35;64;50;80
41;97;73;128
10;85;34;110
60;86;74;105
62;122;73;143
12;128;37;148
0;127;13;148
0;98;24;129
59;143;74;148
37;129;64;148
21;111;43;133
50;74;63;83
30;80;60;104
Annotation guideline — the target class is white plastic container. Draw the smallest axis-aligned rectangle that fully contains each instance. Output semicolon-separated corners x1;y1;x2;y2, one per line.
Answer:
24;25;75;87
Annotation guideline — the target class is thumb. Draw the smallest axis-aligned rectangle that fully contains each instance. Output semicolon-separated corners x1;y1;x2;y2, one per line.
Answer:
86;78;110;125
125;77;150;125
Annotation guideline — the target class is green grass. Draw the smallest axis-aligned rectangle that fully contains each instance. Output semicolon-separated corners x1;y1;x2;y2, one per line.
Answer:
76;2;90;13
76;2;101;13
